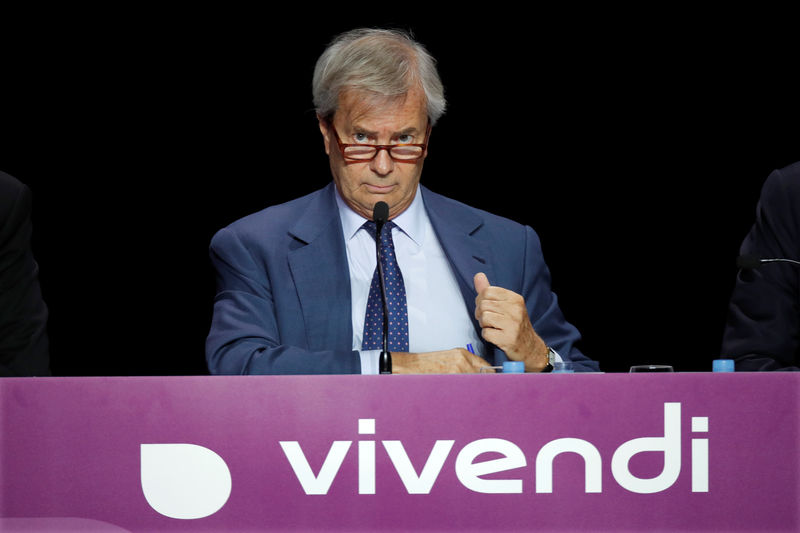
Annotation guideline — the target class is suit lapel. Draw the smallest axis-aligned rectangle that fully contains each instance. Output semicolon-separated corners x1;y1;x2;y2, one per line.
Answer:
287;184;353;351
421;187;496;331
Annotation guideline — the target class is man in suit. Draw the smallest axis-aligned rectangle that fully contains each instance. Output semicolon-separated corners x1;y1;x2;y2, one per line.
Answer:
722;161;800;371
206;28;598;374
0;170;50;376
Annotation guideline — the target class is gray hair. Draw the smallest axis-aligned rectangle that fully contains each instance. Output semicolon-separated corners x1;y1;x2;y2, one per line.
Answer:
312;28;446;125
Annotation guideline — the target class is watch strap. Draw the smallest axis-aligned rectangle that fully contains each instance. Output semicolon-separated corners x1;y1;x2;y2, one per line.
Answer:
541;346;556;373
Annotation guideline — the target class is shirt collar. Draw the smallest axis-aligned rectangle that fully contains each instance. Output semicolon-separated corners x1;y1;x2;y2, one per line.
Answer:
335;185;425;246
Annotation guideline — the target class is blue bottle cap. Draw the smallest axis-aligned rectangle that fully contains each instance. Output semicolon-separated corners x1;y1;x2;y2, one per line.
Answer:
502;361;525;373
712;359;735;372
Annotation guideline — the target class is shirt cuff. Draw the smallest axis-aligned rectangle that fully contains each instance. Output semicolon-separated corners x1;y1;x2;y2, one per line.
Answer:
360;350;381;375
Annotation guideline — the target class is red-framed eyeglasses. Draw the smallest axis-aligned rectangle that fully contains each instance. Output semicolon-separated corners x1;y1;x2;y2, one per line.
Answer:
328;121;431;163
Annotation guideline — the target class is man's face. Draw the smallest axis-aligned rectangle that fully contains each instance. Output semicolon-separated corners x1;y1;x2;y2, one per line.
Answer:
319;87;429;220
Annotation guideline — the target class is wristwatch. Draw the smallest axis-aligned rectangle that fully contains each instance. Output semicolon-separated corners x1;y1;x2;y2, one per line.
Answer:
541;346;556;373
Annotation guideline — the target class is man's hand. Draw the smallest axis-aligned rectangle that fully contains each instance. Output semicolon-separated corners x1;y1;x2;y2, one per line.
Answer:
473;272;549;372
392;349;493;374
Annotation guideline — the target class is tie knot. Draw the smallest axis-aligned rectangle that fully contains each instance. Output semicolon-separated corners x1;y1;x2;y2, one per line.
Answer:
363;219;396;240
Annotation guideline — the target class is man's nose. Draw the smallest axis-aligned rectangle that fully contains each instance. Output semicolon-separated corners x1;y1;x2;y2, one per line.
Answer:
369;147;395;176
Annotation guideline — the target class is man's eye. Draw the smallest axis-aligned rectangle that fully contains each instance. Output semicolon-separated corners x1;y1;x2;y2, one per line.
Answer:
396;134;414;144
354;133;370;143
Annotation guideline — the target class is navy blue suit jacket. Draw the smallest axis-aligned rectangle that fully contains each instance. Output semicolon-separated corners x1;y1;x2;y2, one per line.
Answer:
722;162;800;371
0;171;50;377
206;183;598;374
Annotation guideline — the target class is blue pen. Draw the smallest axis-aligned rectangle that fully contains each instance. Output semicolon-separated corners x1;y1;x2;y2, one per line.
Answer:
466;343;475;354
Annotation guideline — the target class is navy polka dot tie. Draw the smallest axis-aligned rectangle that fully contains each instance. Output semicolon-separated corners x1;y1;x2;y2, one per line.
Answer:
361;220;409;352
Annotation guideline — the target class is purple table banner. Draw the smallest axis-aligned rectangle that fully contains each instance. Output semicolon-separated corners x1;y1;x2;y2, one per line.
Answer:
1;373;798;532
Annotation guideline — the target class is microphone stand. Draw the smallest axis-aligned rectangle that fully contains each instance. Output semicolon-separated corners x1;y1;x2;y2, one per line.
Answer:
373;202;392;374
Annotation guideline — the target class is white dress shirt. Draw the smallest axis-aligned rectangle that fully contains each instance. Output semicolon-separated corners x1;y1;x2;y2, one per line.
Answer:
335;186;483;374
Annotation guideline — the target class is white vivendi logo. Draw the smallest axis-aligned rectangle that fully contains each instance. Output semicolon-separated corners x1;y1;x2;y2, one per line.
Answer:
138;402;710;521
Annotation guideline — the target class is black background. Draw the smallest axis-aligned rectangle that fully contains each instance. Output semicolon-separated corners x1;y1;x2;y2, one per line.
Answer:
2;7;797;375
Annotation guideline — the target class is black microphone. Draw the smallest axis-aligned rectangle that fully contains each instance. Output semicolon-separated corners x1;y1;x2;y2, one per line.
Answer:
737;254;800;269
372;201;392;374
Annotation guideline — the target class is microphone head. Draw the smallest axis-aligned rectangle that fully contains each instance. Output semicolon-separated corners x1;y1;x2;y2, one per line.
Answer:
736;254;763;270
373;201;389;224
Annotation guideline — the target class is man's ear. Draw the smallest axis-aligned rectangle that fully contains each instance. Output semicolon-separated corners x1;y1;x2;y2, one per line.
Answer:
317;114;332;156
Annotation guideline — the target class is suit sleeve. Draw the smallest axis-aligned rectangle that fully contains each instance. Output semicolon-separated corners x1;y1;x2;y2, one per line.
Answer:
205;227;361;375
0;182;50;376
722;167;800;371
521;226;600;372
